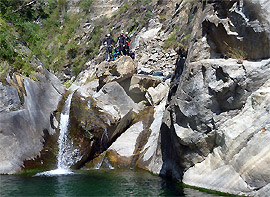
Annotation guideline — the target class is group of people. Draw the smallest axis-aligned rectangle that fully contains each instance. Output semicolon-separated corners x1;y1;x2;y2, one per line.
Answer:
103;31;134;61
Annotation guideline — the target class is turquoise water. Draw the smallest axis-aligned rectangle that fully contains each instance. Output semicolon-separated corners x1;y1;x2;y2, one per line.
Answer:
0;169;217;196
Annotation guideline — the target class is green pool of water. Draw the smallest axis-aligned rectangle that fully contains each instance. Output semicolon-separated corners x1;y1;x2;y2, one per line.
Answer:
0;169;218;196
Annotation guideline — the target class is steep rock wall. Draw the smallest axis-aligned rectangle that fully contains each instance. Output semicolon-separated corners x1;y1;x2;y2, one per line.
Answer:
0;66;64;174
161;0;270;195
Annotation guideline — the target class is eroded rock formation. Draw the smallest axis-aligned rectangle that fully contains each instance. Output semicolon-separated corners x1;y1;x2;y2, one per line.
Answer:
0;65;65;173
161;0;270;195
67;56;169;170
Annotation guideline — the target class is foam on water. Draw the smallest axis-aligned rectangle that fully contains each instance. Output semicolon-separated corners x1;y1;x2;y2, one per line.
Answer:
34;169;73;177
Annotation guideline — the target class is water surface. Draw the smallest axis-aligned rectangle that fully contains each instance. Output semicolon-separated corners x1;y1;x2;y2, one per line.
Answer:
0;169;218;196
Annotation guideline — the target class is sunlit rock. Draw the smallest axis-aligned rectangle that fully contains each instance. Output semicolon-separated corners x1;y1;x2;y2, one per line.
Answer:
146;82;169;106
96;56;137;88
94;81;139;120
0;66;64;174
129;74;162;94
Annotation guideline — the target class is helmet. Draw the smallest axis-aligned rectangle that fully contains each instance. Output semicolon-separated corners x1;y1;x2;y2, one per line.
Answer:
125;32;128;35
107;33;110;37
121;30;124;35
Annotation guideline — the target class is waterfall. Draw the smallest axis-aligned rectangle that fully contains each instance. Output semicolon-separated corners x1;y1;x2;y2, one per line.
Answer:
35;93;74;176
57;93;73;169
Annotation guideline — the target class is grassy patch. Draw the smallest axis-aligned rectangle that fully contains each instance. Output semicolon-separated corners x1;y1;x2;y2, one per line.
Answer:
145;10;152;20
0;1;51;76
65;82;72;88
163;33;177;49
115;2;129;16
0;16;41;77
0;1;92;77
174;25;180;31
224;42;247;60
0;62;9;77
163;33;191;50
160;14;167;19
79;0;94;13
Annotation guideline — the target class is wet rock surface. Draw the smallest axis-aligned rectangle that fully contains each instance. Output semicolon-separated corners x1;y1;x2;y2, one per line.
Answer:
0;66;64;174
66;92;136;169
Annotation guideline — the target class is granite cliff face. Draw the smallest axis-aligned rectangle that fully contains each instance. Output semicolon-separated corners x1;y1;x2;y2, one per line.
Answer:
0;65;65;174
161;0;270;195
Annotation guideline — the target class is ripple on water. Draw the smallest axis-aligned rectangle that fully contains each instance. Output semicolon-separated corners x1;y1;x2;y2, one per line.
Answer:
0;169;219;196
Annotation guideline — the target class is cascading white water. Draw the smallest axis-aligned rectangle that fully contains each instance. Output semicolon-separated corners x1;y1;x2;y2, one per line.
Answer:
35;93;74;176
57;93;73;169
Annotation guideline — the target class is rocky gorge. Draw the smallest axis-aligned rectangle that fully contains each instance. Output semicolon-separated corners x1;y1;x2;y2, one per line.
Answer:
1;0;270;196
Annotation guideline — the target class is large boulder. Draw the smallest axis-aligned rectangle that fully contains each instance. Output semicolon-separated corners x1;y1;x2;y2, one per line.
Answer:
107;121;145;162
127;74;164;105
146;82;169;106
93;81;139;120
62;91;135;169
96;56;137;88
0;66;64;174
76;79;99;97
84;98;167;173
129;74;162;94
60;80;143;169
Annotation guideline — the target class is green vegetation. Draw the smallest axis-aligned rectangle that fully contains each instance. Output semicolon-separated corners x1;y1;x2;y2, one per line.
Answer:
160;14;167;19
119;3;129;15
163;33;191;50
0;0;101;78
79;0;94;13
0;12;39;77
224;42;247;60
0;0;50;77
174;25;180;31
163;33;177;49
113;2;129;17
0;0;154;79
145;0;152;5
0;62;9;76
37;11;82;74
0;18;17;62
145;10;152;20
58;0;67;10
112;0;154;38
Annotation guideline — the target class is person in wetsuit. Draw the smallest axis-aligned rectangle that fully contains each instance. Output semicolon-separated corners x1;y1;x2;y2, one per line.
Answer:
117;31;126;55
103;34;115;61
124;32;131;56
